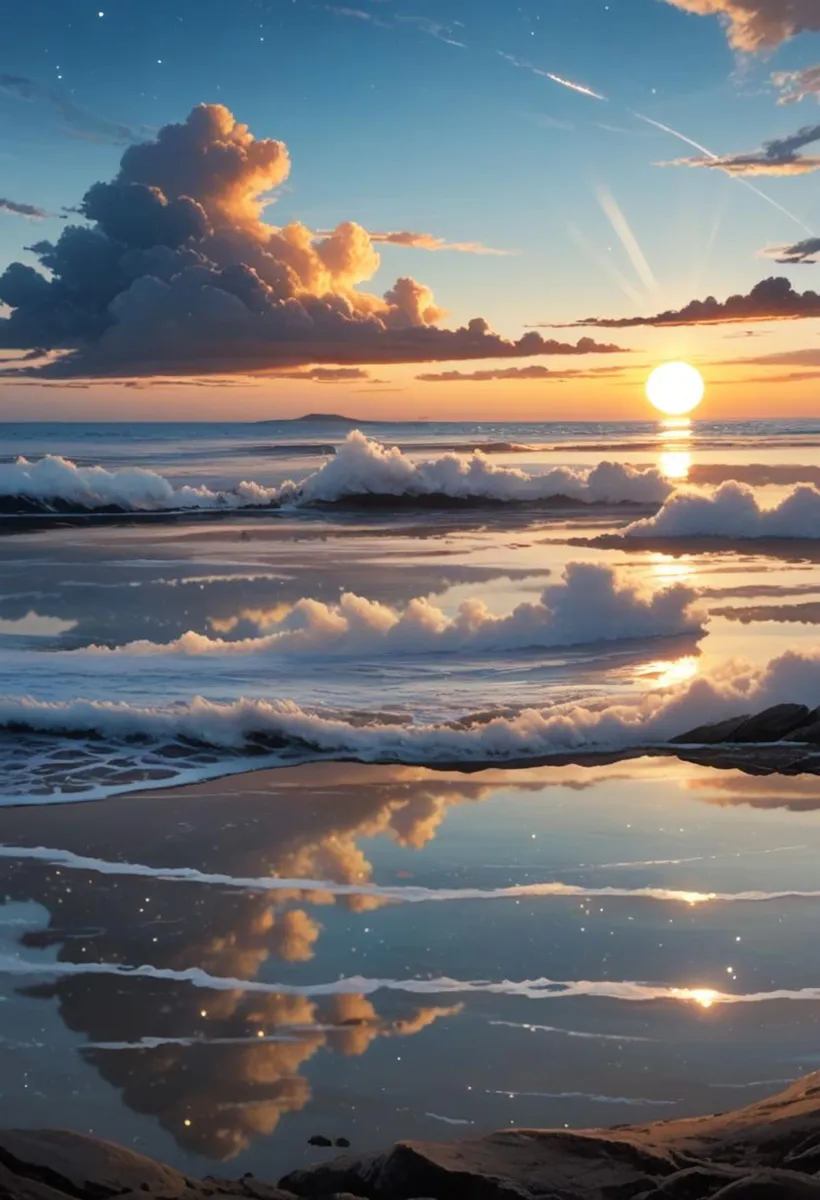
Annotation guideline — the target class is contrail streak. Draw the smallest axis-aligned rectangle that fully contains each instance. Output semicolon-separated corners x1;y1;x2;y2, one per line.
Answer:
596;185;659;295
633;111;815;236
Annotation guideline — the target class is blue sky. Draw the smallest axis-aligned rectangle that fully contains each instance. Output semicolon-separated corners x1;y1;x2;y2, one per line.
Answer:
2;0;820;418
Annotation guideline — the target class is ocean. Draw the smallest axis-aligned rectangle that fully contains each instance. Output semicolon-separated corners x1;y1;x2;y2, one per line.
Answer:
1;416;820;1176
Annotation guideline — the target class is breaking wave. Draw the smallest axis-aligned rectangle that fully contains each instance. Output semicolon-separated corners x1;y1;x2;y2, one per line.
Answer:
624;481;820;541
0;433;671;515
2;646;820;803
76;564;705;657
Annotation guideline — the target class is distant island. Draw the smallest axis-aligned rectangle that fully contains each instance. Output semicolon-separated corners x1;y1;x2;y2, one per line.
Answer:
255;413;372;426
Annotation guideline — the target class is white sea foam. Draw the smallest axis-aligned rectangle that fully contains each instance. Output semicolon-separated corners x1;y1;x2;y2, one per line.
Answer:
1;645;820;803
0;954;816;1007
2;842;815;905
624;481;820;540
76;564;705;657
280;431;673;505
0;455;277;512
0;434;672;514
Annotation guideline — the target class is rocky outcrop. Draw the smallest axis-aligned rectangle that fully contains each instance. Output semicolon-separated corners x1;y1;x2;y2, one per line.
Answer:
8;1076;820;1200
280;1074;820;1199
672;704;820;746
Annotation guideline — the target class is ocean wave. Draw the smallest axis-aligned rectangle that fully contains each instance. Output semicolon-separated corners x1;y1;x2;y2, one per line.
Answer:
0;433;672;516
75;564;704;657
278;432;673;506
0;455;277;514
624;481;820;540
2;645;820;803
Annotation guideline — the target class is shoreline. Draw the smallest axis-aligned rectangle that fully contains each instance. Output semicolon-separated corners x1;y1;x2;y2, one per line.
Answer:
4;1073;820;1199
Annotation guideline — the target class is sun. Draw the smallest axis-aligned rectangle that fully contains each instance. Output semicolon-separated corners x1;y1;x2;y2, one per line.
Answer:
646;362;705;417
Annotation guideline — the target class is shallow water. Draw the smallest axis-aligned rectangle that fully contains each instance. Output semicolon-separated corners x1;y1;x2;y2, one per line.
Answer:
3;418;820;1175
2;760;820;1176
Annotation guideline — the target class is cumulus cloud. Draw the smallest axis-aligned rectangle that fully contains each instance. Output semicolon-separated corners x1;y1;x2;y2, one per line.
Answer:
78;563;705;657
559;277;820;327
623;480;820;540
0;197;55;221
661;0;820;52
0;103;618;377
774;64;820;104
663;123;820;176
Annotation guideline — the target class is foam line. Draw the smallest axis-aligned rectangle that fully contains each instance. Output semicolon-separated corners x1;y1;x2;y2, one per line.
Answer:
3;843;819;905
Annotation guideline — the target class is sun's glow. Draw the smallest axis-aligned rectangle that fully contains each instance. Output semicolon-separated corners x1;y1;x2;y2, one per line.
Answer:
647;362;705;417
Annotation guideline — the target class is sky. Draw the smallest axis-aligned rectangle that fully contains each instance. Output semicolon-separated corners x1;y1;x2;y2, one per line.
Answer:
1;0;820;420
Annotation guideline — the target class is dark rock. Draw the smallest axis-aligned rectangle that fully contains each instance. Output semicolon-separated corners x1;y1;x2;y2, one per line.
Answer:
307;1136;334;1149
670;715;751;745
672;706;813;747
710;1170;820;1198
732;705;811;743
335;1139;351;1149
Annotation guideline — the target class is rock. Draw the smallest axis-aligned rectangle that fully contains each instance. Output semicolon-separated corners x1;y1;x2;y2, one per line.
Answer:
671;706;812;747
281;1074;820;1200
0;1129;296;1200
670;716;751;745
335;1139;351;1149
307;1136;334;1148
731;705;811;743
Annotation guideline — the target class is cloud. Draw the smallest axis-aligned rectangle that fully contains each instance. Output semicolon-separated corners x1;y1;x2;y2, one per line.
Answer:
661;0;820;52
0;198;55;221
416;365;625;382
774;64;820;104
0;73;145;145
555;277;820;327
662;123;820;176
77;563;705;657
761;235;820;264
623;480;820;540
0;103;623;377
346;230;513;256
278;367;371;382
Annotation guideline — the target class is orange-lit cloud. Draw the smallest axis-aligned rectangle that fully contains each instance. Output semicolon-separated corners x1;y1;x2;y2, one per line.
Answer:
0;104;624;378
416;364;626;382
662;0;820;52
774;64;820;104
662;123;820;176
316;229;513;255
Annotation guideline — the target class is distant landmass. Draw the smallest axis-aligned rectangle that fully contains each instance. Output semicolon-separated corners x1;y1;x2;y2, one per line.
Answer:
255;413;372;426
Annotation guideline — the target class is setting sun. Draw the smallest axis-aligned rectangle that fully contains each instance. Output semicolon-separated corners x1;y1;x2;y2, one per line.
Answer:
646;363;705;417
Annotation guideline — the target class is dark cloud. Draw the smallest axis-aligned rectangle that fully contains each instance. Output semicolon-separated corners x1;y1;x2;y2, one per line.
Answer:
279;367;371;382
0;103;625;378
416;364;625;382
549;277;820;328
662;123;820;176
762;235;820;264
661;0;820;52
0;197;57;221
0;73;145;146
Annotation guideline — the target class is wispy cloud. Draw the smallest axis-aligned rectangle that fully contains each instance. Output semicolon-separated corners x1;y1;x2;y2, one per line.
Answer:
417;364;626;382
661;123;820;177
0;73;145;146
314;229;513;255
760;235;820;264
774;64;820;105
0;197;60;221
